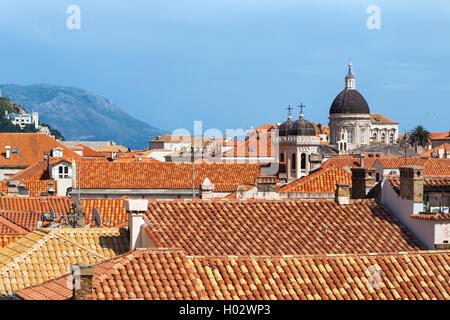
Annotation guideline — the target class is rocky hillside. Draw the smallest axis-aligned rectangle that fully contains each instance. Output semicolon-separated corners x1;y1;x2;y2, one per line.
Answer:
0;84;166;149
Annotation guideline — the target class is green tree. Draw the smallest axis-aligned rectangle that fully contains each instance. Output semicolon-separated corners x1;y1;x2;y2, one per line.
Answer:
408;125;431;150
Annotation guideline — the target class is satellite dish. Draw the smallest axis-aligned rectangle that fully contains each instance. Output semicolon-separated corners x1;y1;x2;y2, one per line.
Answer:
50;207;55;220
92;207;102;227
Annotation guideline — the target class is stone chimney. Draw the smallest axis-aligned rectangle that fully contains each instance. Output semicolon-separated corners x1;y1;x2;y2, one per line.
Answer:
72;263;94;300
126;199;148;251
5;146;10;160
350;167;375;199
254;177;279;199
399;166;424;203
360;153;365;167
335;183;350;205
200;178;214;199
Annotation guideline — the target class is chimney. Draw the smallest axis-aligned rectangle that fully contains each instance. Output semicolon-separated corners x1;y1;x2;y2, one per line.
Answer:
200;178;214;199
360;153;365;167
335;183;350;205
72;263;94;300
254;177;279;199
125;199;148;251
350;167;376;199
5;146;10;160
399;166;424;203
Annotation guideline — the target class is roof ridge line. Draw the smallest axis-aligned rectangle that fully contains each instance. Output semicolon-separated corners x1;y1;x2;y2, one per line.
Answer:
0;228;50;273
185;250;450;260
53;231;108;260
0;215;29;234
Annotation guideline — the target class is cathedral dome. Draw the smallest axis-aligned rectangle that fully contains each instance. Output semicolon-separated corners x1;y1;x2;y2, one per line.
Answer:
278;118;292;136
288;118;316;136
329;89;370;114
329;62;370;115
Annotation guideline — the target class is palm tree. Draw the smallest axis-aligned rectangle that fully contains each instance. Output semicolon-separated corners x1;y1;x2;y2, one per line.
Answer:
408;125;431;152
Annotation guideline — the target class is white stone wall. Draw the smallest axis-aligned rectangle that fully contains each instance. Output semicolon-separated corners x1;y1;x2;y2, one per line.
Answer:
370;123;399;144
329;114;371;151
381;179;436;249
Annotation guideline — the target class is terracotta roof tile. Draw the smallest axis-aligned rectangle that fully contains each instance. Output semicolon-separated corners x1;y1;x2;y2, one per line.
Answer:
322;156;377;169
279;167;352;193
16;249;450;300
0;227;129;295
0;133;82;167
75;144;105;158
77;162;262;191
144;199;423;256
370;113;399;124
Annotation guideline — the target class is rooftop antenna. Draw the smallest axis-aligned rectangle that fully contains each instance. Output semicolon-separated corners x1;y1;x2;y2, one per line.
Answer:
78;162;81;206
92;207;102;227
49;206;55;220
192;137;195;198
404;129;408;166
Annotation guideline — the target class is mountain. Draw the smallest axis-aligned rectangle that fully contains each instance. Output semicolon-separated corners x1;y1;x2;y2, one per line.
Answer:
0;84;166;149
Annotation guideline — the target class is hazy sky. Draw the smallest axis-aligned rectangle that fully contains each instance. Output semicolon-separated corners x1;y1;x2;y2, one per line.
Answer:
0;0;449;135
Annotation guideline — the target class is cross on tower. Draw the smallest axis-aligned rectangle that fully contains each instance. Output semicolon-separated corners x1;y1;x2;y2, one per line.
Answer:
286;105;293;119
297;103;306;118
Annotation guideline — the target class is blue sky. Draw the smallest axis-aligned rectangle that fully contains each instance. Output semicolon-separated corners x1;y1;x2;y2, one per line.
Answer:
0;0;449;135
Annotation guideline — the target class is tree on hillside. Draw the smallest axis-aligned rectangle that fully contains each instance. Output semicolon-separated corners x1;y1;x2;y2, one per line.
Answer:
408;125;431;152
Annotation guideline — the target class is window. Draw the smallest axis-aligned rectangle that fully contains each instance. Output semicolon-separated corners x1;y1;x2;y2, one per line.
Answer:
381;133;386;143
291;154;296;169
347;130;353;144
372;132;377;141
58;165;69;178
280;153;284;162
389;133;394;144
360;129;365;144
301;153;306;169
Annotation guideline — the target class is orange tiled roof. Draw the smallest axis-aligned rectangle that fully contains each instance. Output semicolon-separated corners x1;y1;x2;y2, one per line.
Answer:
222;133;275;158
81;198;127;227
322;156;377;169
96;145;129;153
144;199;423;256
421;143;450;157
429;131;450;140
0;227;129;295
370;113;399;124
0;133;82;167
0;197;130;229
279;167;352;193
417;158;450;176
376;157;420;169
410;213;450;221
75;144;106;158
388;176;450;191
0;211;42;233
16;249;450;300
24;180;57;197
0;197;71;214
0;235;22;248
77;162;262;191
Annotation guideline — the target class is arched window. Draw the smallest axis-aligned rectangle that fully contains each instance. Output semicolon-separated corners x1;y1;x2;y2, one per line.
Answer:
381;133;386;143
344;143;347;150
389;133;394;144
372;132;377;141
301;153;306;169
291;153;296;169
